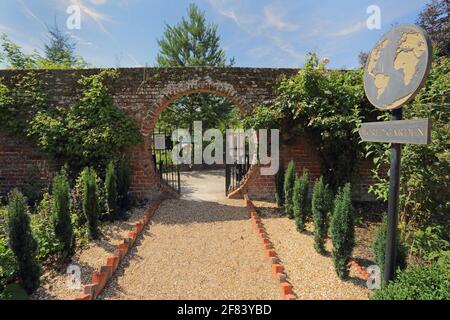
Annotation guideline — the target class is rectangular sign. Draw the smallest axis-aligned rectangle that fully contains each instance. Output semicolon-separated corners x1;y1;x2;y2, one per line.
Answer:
359;118;431;145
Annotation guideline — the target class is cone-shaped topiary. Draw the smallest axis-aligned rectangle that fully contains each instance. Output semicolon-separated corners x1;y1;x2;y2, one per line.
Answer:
284;160;296;219
117;156;131;214
105;160;118;220
52;169;74;258
373;215;407;280
312;176;333;255
330;183;355;279
275;161;285;208
6;189;41;293
81;167;100;240
293;169;309;232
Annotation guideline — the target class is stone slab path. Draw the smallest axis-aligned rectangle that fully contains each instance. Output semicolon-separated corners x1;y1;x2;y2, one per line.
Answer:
99;170;280;300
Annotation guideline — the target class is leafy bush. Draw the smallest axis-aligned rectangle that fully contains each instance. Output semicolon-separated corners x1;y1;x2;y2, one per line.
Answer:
330;183;355;279
51;170;74;258
6;190;40;294
284;160;296;219
116;156;131;213
293;169;309;232
372;255;450;300
0;208;17;295
105;160;118;220
412;225;450;262
30;193;60;260
373;215;407;277
81;168;100;240
275;162;285;208
312;177;333;255
21;165;42;208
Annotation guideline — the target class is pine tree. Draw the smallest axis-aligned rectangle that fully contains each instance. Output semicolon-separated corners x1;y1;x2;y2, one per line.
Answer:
275;162;285;207
330;183;355;279
117;156;131;213
312;177;333;255
6;190;41;293
105;160;118;220
293;169;309;232
52;169;74;258
284;161;296;219
82;167;100;240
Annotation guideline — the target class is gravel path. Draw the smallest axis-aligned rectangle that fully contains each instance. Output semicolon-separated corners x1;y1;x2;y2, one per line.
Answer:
253;200;370;300
99;171;280;300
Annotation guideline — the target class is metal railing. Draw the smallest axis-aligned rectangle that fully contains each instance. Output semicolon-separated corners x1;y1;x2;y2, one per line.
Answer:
225;153;250;196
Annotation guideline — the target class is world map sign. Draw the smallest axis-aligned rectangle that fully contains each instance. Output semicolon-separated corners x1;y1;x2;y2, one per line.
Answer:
364;24;432;111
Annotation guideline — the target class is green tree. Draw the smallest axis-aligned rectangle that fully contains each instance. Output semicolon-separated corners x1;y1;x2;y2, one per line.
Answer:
116;156;131;213
156;3;236;133
105;160;118;220
312;177;333;255
52;169;74;258
275;162;285;207
284;161;296;219
293;169;309;232
417;0;449;58
81;168;100;240
6;190;40;293
330;183;355;279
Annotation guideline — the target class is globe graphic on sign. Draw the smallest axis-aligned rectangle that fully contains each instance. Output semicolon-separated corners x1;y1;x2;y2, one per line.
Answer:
364;24;432;111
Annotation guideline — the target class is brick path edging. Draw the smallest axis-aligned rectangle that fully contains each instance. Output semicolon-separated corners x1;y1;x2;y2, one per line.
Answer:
74;198;163;300
350;260;370;281
244;194;297;300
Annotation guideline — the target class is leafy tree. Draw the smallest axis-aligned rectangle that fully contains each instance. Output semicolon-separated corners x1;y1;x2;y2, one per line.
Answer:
358;51;369;67
156;3;236;133
0;34;36;69
6;190;40;293
105;160;118;220
417;0;449;57
330;183;355;279
81;168;100;240
312;177;333;255
283;161;296;219
52;170;74;258
293;169;309;232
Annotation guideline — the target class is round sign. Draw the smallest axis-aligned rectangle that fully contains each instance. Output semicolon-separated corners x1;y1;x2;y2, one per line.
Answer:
364;24;432;111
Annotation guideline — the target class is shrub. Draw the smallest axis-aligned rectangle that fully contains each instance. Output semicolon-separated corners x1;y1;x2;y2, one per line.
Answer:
312;177;333;255
293;169;309;232
105;160;118;220
0;208;17;294
412;224;450;262
81;168;100;240
284;161;296;219
371;255;450;300
116;156;131;213
21;165;42;208
51;170;74;258
275;162;285;208
330;183;355;279
373;215;407;278
6;190;40;293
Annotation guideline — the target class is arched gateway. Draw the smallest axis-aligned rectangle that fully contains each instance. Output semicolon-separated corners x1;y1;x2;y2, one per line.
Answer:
0;67;298;201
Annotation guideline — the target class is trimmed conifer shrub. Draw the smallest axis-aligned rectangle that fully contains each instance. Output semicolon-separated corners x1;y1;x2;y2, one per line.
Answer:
293;169;309;232
330;183;355;279
82;167;100;240
52;170;74;258
105;160;118;220
373;215;407;279
312;176;333;255
116;156;131;213
275;161;285;208
284;160;296;219
6;190;41;293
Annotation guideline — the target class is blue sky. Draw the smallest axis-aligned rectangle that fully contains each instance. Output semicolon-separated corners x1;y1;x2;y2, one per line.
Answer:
0;0;429;69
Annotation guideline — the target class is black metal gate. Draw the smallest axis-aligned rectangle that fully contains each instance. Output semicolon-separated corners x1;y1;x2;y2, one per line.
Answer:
225;153;250;196
151;130;181;193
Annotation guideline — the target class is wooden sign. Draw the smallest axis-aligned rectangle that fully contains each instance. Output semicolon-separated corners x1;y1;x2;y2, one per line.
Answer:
359;118;431;145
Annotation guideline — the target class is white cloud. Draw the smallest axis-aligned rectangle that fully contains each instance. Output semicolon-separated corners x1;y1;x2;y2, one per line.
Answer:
263;5;299;32
329;21;366;37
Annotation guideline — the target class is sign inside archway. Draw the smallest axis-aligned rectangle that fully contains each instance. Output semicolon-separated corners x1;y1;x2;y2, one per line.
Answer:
360;24;433;282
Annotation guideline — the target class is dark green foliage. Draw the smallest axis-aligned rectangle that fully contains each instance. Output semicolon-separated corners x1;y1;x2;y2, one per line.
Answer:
284;161;296;219
373;215;407;278
116;156;131;213
105;161;118;220
0;208;17;295
21;165;42;208
371;255;450;300
51;170;73;258
6;190;40;293
81;168;100;240
330;183;355;279
293;169;309;232
275;162;285;208
312;177;333;255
